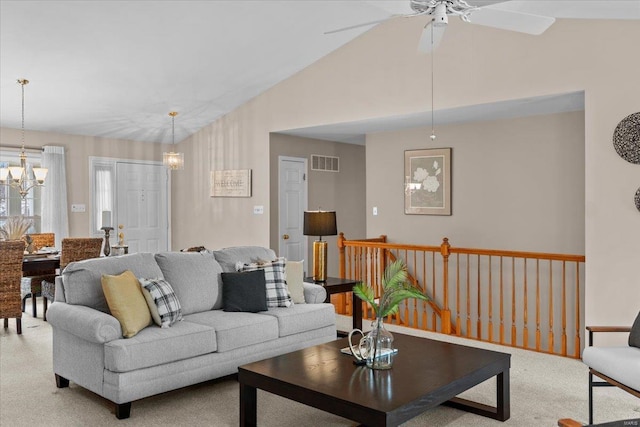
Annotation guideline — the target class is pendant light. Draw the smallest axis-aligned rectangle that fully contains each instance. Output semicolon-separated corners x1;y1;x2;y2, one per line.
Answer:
163;111;184;170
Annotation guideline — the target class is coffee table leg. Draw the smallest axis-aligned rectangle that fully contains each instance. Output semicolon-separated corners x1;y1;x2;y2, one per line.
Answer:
240;383;257;427
496;370;510;421
444;368;510;421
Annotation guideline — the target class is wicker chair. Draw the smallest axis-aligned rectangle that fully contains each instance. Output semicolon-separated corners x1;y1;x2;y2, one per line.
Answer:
1;240;26;334
42;237;103;321
21;232;56;318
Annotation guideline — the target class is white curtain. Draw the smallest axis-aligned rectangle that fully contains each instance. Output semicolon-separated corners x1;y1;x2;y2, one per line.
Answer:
41;146;69;245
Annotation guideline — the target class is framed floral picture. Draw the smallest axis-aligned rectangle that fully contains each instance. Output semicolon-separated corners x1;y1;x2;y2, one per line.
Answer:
404;148;451;215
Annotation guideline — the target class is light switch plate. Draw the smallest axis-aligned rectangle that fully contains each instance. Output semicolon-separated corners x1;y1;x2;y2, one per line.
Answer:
373;207;378;216
71;204;86;213
253;205;264;215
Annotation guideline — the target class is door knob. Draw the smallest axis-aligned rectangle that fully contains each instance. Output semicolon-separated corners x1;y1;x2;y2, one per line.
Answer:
283;234;290;240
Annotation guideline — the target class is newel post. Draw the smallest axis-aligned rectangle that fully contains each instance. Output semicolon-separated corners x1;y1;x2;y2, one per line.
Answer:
338;232;345;279
440;237;452;334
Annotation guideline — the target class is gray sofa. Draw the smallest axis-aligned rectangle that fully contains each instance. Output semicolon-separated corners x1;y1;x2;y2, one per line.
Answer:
47;246;336;419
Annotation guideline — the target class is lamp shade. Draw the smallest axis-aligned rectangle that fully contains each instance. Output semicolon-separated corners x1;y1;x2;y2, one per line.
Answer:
303;210;337;237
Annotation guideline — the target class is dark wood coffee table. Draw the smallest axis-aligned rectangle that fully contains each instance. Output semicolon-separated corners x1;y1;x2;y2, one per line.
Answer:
238;333;510;426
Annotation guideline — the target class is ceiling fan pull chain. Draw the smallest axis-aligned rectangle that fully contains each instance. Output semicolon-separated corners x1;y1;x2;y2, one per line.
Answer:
430;18;436;141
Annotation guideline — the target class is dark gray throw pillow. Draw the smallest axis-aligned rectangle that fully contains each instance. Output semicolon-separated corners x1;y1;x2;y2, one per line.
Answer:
221;270;268;313
629;311;640;348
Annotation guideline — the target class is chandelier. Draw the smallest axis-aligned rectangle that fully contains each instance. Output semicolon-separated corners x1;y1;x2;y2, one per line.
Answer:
0;79;48;198
162;111;184;170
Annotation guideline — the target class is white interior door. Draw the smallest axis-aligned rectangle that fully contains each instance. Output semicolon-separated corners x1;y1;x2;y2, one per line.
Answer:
116;162;168;254
278;156;307;272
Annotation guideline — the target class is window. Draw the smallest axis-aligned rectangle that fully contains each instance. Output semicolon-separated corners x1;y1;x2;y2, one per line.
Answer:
0;156;42;233
89;157;116;235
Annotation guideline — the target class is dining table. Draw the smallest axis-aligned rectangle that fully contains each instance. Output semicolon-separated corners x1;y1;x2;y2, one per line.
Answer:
22;254;61;318
22;253;60;275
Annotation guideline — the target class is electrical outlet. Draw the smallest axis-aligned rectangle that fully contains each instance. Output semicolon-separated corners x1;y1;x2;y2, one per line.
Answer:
373;207;378;216
253;205;264;215
71;204;86;213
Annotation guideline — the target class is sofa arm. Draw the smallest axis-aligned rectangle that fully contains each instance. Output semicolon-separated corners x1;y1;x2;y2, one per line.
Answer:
585;325;631;346
47;302;122;344
303;282;327;304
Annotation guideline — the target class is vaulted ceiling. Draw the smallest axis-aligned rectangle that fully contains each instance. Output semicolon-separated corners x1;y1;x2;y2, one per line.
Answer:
1;1;638;144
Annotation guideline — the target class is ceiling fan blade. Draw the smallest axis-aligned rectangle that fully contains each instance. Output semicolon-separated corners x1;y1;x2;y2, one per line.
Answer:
468;7;555;35
418;22;446;53
324;16;395;35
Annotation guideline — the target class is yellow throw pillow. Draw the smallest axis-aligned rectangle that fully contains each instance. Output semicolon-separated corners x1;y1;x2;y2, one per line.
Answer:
101;270;152;338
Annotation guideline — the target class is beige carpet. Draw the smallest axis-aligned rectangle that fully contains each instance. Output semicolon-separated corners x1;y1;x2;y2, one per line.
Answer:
1;303;638;427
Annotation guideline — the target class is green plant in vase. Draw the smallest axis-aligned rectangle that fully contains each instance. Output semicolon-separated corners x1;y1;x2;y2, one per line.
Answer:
352;260;429;369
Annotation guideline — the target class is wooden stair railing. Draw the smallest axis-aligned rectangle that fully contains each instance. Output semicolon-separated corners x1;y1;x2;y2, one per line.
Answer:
337;233;586;359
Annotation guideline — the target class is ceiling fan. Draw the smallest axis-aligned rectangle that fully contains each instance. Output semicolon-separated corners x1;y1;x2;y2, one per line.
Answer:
327;0;556;53
414;0;556;52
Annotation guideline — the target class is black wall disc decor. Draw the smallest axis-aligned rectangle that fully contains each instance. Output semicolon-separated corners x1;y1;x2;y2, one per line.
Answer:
613;112;640;164
636;187;640;213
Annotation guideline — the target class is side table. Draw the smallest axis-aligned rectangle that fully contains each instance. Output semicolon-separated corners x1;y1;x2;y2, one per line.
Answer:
305;276;362;332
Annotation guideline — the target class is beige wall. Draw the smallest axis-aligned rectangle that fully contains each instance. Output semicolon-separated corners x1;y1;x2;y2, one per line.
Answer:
269;133;366;277
366;111;585;254
175;18;640;333
0;126;166;237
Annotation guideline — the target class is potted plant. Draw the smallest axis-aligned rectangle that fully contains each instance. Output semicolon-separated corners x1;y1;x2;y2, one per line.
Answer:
0;216;32;241
352;259;429;369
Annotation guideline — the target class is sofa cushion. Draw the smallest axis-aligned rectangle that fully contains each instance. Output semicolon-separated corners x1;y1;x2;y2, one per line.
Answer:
184;310;278;352
221;270;268;313
62;253;164;313
212;246;277;272
261;303;336;337
101;270;152;338
238;258;292;308
154;252;223;315
104;320;217;372
582;346;640;391
629;311;640;348
139;277;183;328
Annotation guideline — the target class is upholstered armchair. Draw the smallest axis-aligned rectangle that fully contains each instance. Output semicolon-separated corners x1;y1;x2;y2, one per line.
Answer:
582;313;640;424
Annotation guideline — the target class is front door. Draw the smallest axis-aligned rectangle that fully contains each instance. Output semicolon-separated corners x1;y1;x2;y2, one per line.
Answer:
116;162;168;253
278;156;307;271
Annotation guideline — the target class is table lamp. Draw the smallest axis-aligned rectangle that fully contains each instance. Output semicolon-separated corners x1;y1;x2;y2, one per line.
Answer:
303;210;337;282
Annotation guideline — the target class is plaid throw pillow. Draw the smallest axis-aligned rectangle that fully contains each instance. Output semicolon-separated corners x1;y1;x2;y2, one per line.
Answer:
139;278;183;328
237;258;293;308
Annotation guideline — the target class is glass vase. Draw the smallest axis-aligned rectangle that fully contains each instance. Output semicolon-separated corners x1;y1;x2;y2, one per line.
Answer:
364;318;395;370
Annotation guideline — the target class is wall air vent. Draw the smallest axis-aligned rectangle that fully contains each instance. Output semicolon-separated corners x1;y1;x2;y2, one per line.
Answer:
311;155;339;172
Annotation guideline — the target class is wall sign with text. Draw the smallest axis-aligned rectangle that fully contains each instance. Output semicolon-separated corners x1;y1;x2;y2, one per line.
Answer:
210;169;252;197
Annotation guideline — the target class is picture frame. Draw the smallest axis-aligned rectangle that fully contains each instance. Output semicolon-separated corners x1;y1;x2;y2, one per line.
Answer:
404;148;451;215
210;169;252;197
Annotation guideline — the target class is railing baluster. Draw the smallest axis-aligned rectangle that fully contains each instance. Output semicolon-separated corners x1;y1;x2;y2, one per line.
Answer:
536;259;541;351
574;262;581;358
488;255;493;343
477;254;482;340
562;260;567;356
548;259;554;354
523;258;528;349
467;254;472;338
511;257;516;347
456;253;461;336
499;256;504;345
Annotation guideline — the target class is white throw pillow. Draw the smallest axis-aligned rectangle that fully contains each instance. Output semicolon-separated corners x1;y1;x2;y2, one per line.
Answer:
285;260;305;304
